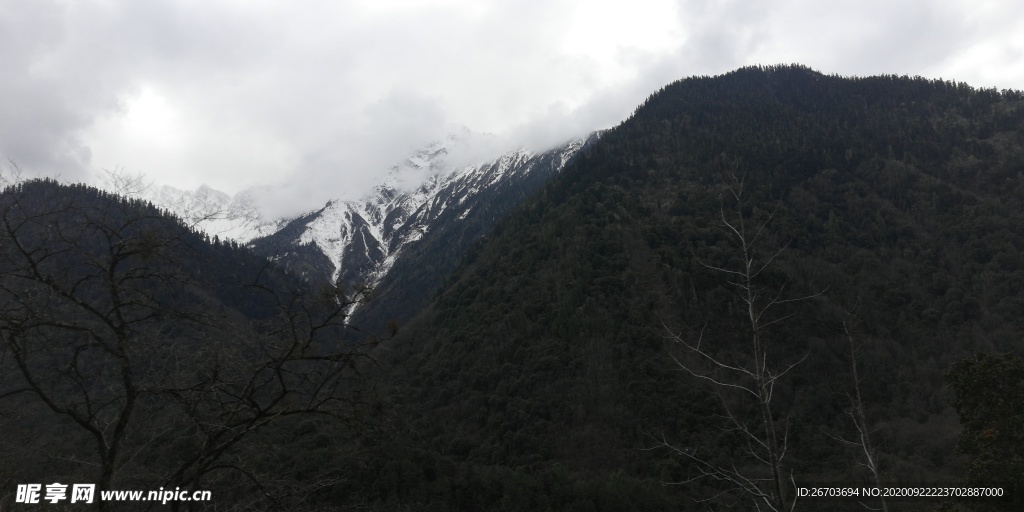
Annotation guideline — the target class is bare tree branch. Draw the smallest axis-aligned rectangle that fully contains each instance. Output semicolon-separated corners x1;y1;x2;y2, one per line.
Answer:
0;180;382;510
659;179;817;511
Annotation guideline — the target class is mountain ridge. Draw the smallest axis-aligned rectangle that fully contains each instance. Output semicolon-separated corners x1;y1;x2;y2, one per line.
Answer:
249;134;598;291
139;132;599;300
357;64;1024;510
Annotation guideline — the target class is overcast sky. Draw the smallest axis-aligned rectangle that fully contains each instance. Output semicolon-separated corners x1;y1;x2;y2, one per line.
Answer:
3;0;1024;216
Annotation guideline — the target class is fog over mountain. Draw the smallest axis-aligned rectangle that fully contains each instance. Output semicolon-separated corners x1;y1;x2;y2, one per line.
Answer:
3;1;1024;218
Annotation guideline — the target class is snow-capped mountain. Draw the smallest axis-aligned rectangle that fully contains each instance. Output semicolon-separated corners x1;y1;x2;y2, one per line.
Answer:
142;184;283;242
248;131;600;293
141;129;600;327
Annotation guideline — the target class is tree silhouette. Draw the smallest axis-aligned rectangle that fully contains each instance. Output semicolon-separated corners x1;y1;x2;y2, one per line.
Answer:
0;179;377;510
660;174;820;512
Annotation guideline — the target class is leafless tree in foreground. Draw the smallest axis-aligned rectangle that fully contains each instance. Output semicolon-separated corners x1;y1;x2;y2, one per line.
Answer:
0;179;378;511
657;174;819;512
100;167;152;197
0;158;23;188
823;316;888;512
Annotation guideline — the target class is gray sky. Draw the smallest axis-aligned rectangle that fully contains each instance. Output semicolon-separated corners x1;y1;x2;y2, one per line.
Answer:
3;0;1024;216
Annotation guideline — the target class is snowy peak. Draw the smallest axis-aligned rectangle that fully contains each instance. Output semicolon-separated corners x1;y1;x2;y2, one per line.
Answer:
139;184;283;243
134;129;600;292
251;131;600;288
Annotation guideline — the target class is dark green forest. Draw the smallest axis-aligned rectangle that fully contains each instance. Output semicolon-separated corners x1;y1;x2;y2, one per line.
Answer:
352;65;1024;511
3;65;1024;511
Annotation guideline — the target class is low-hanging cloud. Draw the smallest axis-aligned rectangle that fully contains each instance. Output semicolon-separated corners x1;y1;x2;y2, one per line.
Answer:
255;90;452;218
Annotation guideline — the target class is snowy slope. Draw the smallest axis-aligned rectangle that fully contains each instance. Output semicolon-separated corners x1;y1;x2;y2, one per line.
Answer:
141;184;283;242
251;132;598;289
140;130;599;293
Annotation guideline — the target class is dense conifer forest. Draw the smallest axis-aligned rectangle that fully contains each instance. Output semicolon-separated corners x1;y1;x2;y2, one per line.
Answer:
3;65;1024;511
351;65;1024;511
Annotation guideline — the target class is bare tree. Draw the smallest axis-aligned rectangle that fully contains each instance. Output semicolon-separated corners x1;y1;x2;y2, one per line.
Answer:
99;167;240;232
0;179;377;510
658;174;818;512
824;317;888;512
0;158;23;188
100;167;152;197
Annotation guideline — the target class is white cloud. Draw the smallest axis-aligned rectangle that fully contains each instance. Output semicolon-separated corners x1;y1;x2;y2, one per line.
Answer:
2;0;1023;217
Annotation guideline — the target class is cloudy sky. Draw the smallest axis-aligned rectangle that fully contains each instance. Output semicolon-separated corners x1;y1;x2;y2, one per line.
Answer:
3;0;1023;215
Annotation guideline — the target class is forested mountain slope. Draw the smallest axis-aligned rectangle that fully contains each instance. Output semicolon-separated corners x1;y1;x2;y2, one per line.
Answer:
0;180;376;510
350;65;1024;510
348;134;601;335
